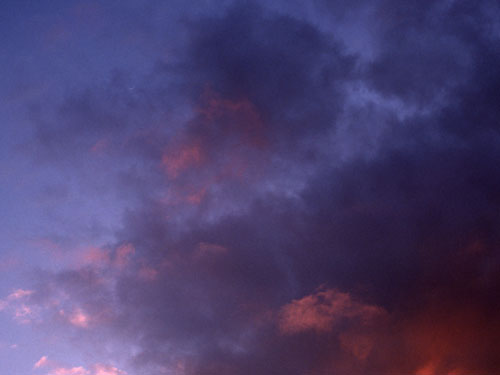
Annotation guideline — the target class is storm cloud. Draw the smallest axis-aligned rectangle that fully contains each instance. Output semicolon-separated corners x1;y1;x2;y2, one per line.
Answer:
2;1;500;375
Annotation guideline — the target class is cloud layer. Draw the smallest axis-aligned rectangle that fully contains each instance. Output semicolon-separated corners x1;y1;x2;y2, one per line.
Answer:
3;1;500;374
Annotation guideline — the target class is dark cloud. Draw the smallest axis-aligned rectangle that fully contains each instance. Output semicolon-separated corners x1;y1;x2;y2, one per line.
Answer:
182;2;355;133
22;1;500;375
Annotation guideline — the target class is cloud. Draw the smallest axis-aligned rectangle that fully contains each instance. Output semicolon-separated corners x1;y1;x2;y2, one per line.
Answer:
339;331;374;360
34;357;126;375
8;289;34;300
194;242;228;259
68;308;90;328
113;243;135;269
0;289;37;324
92;364;126;375
162;143;204;180
80;247;111;267
49;367;89;375
279;288;384;334
34;355;49;368
20;0;500;375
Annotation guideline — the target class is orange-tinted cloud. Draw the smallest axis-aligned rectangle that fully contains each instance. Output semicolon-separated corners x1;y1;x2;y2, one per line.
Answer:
395;304;500;375
339;331;374;361
279;288;385;334
415;362;438;375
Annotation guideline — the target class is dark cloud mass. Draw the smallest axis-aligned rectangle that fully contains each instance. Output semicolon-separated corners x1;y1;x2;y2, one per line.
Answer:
4;0;500;374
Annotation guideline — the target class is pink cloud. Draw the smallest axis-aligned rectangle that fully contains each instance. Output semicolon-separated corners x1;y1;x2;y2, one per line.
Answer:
197;88;267;149
279;288;384;334
33;357;126;375
113;243;135;269
194;242;228;259
138;266;159;281
0;288;37;323
92;364;126;375
14;304;34;324
81;247;110;267
162;143;204;179
49;367;89;375
40;362;125;375
186;187;207;205
8;289;33;300
68;308;90;328
34;355;49;368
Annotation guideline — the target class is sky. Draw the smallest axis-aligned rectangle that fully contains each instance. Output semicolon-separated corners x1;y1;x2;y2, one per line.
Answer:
1;1;500;374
